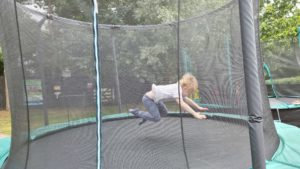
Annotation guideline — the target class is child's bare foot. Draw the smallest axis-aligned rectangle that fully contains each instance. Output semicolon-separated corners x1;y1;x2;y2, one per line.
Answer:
193;113;207;120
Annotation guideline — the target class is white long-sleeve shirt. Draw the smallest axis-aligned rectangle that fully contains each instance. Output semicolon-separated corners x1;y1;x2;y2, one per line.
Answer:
152;82;183;103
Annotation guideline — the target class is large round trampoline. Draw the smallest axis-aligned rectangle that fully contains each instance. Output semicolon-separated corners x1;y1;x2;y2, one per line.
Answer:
0;0;289;169
269;97;300;127
27;116;251;169
263;38;300;127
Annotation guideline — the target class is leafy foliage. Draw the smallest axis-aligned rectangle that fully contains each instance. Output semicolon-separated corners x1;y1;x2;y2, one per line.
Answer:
12;0;299;85
29;0;228;84
260;0;300;79
260;0;300;41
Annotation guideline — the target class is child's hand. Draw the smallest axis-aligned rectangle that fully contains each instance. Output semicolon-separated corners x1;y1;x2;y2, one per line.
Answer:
193;113;207;120
198;107;209;112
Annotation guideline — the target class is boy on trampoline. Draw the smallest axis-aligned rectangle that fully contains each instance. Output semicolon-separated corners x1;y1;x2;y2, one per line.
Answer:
129;73;208;125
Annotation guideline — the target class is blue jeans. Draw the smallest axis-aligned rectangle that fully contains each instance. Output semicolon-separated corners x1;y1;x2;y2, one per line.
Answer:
137;95;168;122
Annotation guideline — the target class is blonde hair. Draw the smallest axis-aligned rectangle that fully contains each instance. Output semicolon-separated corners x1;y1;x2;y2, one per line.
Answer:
179;73;198;94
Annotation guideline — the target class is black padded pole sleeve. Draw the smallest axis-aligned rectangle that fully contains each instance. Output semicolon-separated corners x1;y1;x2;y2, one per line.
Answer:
239;0;266;169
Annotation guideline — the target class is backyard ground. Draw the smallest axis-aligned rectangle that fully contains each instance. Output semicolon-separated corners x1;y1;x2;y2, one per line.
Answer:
0;110;11;137
0;102;181;139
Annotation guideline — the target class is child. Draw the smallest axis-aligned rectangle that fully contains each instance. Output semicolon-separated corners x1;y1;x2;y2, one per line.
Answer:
129;73;208;125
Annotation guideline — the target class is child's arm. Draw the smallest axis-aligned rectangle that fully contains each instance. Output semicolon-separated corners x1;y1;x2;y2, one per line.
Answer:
183;97;209;112
176;98;206;119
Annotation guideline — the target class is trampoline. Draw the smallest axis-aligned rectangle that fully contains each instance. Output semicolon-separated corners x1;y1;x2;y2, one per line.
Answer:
269;98;300;127
263;51;300;126
1;0;300;169
0;137;10;167
24;116;251;169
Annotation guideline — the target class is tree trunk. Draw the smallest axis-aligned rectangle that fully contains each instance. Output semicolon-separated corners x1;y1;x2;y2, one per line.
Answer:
5;74;9;111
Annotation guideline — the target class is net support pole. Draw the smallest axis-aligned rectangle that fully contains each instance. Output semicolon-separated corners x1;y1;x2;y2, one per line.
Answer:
297;27;300;59
92;0;102;169
298;27;300;47
111;30;122;113
36;17;50;126
239;0;266;169
225;34;233;100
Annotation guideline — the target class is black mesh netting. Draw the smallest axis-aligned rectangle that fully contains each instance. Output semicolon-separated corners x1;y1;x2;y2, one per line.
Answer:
0;0;279;169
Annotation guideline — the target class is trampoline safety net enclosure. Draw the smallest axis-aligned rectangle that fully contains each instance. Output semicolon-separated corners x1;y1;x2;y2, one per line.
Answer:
0;0;279;169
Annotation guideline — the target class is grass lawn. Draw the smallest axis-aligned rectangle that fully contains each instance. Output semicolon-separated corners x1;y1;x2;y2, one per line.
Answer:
265;75;300;85
0;110;11;136
0;102;181;137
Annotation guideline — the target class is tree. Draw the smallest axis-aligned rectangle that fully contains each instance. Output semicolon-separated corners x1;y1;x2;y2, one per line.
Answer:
259;0;300;42
16;0;235;85
259;0;300;79
0;47;3;76
31;0;227;84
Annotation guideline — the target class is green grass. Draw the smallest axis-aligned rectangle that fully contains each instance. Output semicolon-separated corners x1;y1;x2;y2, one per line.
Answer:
265;75;300;85
0;102;182;137
0;110;11;136
28;106;96;131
